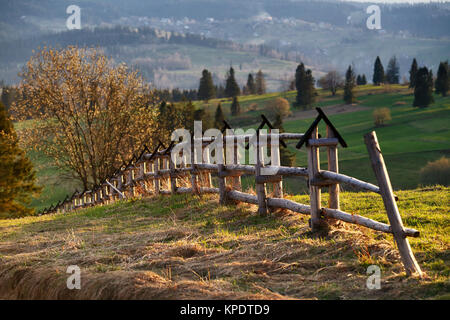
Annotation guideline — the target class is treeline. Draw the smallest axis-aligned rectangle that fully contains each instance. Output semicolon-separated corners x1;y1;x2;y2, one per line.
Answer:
0;25;295;67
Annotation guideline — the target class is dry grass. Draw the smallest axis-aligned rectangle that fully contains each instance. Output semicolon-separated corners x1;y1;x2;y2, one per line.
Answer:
0;190;448;300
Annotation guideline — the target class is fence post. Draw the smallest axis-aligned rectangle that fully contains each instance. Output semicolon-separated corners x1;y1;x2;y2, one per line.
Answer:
203;144;212;188
327;125;340;210
256;137;268;216
154;156;160;196
364;131;422;276
231;138;242;191
307;126;324;231
272;132;283;199
190;142;199;194
218;142;228;204
169;154;178;194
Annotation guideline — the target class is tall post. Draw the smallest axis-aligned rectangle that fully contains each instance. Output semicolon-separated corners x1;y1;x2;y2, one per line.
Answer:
255;136;268;216
169;154;178;194
272;133;283;198
203;144;212;188
364;131;422;276
307;126;323;232
327;125;339;210
218;142;228;204
154;157;160;196
190;143;199;194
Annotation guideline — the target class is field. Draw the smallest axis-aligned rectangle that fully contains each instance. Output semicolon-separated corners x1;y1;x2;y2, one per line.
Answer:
0;188;448;299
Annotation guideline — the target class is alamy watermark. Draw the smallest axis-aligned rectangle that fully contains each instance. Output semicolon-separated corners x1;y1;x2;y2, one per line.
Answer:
66;5;81;30
366;265;381;290
170;121;280;175
66;265;81;290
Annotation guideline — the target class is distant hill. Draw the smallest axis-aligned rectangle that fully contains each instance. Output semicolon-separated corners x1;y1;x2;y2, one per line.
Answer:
0;0;449;87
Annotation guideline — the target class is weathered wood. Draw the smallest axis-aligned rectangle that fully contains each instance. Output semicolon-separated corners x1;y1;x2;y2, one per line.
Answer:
255;143;268;216
271;136;283;199
190;146;199;194
308;138;339;147
307;126;324;231
228;190;258;204
169;155;178;194
364;131;422;276
217;146;228;204
322;207;420;237
255;175;283;184
153;157;160;195
267;198;310;215
327;125;340;211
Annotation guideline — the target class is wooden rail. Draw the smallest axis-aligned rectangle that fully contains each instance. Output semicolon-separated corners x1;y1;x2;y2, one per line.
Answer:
40;109;422;276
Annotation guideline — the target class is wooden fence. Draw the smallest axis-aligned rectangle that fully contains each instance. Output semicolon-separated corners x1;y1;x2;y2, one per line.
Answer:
39;108;422;276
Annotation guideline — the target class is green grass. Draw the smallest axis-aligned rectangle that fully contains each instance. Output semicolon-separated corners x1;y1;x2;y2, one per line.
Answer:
0;188;448;299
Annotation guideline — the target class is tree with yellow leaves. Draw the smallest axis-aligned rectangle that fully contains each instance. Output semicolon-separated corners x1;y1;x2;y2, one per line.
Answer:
12;47;159;190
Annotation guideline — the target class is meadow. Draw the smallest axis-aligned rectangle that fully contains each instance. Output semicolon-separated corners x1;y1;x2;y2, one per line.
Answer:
0;188;448;299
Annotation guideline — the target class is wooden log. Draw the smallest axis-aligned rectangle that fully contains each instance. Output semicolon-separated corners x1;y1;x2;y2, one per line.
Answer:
199;187;220;194
321;208;420;237
364;131;422;276
307;126;324;231
228;190;258;205
318;170;399;201
327;126;340;211
267;197;310;215
308;138;339;147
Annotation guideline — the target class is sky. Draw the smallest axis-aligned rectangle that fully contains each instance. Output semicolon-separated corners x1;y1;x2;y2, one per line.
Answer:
340;0;449;3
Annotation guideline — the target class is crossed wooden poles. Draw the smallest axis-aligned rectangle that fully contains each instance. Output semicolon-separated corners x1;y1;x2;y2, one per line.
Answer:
38;108;422;276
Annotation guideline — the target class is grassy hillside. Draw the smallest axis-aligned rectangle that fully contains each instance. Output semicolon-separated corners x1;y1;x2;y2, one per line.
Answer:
17;84;450;211
0;188;448;299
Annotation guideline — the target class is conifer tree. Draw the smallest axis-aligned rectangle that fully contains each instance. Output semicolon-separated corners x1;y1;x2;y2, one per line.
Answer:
362;74;367;85
356;75;362;85
214;103;225;129
372;56;385;85
343;65;356;104
255;70;266;95
197;69;215;101
386;56;400;84
246;73;256;95
435;61;449;97
413;67;434;108
0;101;40;218
230;96;241;116
409;58;418;88
224;67;240;98
295;63;316;108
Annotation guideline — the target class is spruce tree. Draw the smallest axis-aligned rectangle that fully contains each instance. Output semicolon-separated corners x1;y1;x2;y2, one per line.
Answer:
362;74;367;85
435;61;449;97
386;56;400;84
255;70;266;95
224;67;240;98
343;65;356;104
413;67;434;108
230;96;241;116
214;103;225;129
197;69;215;101
356;75;362;85
372;56;385;86
0;101;40;218
246;73;256;95
409;58;418;88
295;63;316;108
